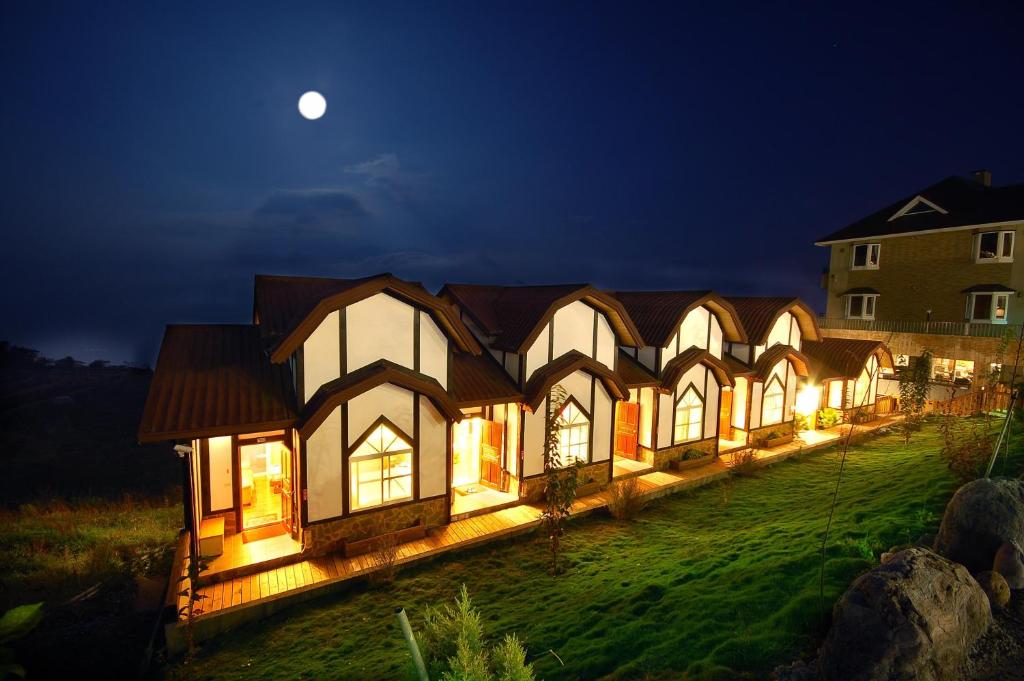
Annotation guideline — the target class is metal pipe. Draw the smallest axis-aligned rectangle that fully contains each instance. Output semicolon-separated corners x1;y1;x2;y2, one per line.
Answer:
395;607;429;681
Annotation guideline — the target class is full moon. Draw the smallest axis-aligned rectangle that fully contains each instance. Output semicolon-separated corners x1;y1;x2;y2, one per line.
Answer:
298;91;326;120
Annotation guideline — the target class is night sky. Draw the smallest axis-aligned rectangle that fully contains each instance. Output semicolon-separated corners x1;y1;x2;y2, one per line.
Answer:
2;2;1022;365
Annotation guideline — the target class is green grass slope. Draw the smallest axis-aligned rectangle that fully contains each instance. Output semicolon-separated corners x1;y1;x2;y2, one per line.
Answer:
168;421;1022;681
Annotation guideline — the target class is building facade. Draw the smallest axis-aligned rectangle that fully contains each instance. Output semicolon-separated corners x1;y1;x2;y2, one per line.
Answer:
816;171;1024;383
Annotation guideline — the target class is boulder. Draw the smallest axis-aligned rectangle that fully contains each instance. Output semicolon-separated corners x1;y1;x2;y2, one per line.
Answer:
934;478;1024;574
993;541;1024;589
819;548;991;681
975;571;1011;609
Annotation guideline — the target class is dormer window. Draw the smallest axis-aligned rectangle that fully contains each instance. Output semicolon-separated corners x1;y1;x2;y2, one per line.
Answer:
851;243;880;270
975;231;1014;263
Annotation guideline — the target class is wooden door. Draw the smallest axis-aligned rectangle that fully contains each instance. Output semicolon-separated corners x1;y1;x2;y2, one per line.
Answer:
719;389;733;439
281;443;295;536
614;401;640;460
480;421;504;488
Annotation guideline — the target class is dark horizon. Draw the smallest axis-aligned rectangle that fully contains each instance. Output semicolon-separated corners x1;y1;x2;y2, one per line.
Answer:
3;2;1023;365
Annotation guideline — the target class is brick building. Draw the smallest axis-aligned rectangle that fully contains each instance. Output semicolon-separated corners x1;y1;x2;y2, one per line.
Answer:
816;171;1024;382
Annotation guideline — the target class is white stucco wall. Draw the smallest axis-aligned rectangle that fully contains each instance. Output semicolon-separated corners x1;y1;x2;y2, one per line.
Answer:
418;396;447;499
709;317;723;359
596;314;615;370
592;380;612;462
347;383;415;446
346;292;415;373
523;403;546;476
680;306;710;351
303;309;340;402
418;311;448;389
525;325;549;381
306;406;343;522
552;300;594;361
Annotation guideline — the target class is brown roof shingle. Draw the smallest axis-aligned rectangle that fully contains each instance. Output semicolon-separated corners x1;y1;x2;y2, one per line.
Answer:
450;353;522;406
138;325;297;443
441;283;643;351
802;338;894;380
610;290;747;347
725;297;822;345
616;350;659;388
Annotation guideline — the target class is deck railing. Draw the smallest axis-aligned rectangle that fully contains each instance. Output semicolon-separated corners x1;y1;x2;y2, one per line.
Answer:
817;317;1020;339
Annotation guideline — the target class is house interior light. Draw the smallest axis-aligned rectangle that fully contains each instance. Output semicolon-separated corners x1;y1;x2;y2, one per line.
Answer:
794;384;821;417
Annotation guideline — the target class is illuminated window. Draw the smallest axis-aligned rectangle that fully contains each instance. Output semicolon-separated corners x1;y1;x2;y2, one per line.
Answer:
762;377;785;425
673;386;703;444
975;231;1014;263
968;292;1010;324
557;401;589;465
851;243;880;270
349;422;413;511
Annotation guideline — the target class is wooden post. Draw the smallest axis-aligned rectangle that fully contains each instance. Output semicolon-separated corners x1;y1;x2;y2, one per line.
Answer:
395;607;429;681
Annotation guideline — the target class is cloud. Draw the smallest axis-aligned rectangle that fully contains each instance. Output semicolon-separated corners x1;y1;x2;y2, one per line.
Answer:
345;153;400;181
255;188;368;225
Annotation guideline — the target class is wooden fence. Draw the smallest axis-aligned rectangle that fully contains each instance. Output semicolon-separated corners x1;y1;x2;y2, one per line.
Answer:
926;385;1013;416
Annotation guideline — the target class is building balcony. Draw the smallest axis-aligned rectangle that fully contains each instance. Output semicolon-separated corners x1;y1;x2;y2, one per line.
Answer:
818;316;1020;339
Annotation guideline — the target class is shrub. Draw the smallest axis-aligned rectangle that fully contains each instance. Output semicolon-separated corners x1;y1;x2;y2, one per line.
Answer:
938;413;993;484
367;525;400;588
419;585;534;681
681;448;706;461
608;477;646;521
817;408;843;429
730;448;759;477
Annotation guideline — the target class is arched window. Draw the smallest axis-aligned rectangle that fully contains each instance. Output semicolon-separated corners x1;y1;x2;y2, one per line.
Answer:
762;376;785;425
674;386;704;444
349;420;413;511
557;399;590;465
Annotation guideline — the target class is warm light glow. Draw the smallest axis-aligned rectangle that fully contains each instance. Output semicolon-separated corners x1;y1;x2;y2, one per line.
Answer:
795;384;821;417
298;91;327;120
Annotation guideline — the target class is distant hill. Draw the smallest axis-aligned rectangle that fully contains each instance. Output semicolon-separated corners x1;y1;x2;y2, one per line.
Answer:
0;342;179;505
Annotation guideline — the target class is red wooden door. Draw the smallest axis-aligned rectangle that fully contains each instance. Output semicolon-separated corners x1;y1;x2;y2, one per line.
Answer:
480;421;504;487
614;401;640;460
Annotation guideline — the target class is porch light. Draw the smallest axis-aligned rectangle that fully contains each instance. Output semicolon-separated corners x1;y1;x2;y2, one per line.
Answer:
794;385;821;417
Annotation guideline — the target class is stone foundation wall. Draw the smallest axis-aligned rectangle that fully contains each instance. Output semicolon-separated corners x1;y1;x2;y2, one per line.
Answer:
303;496;448;553
519;461;611;502
646;437;718;470
748;420;795;444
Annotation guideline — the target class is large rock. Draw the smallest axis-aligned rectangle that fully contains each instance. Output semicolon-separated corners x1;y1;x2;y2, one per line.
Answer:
993;541;1024;589
820;548;991;681
934;477;1024;574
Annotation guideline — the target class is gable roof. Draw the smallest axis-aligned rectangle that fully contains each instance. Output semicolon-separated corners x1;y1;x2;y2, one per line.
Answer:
299;359;463;438
817;175;1024;244
439;283;644;352
660;347;734;391
138;325;297;443
724;297;822;345
609;290;747;347
254;273;480;363
449;352;522;407
521;350;629;412
750;344;811;381
802;338;894;381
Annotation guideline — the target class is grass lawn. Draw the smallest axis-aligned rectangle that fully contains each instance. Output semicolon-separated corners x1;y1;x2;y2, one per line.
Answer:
167;420;1023;681
1;498;182;678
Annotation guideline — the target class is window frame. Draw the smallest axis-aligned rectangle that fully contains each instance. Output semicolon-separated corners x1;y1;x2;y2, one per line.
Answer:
974;230;1015;263
673;384;704;445
348;417;415;512
762;375;785;426
845;294;878;320
850;243;881;270
966;291;1010;324
555;396;590;466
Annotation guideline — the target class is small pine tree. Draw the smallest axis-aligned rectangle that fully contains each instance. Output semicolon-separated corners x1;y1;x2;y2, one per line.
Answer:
540;385;583;576
418;585;534;681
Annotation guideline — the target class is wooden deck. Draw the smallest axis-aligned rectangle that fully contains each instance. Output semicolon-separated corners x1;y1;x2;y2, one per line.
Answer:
167;415;900;650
